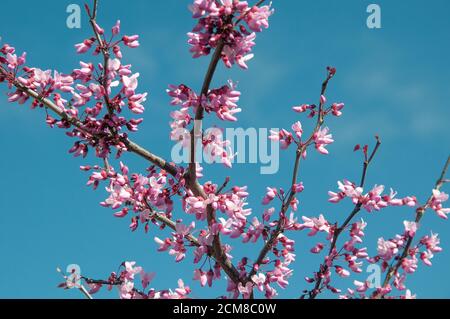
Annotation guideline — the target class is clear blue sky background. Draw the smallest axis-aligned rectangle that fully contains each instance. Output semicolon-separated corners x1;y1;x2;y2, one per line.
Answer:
0;0;449;298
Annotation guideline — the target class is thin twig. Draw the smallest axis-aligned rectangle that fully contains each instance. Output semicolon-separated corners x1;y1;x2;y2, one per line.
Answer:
216;177;231;195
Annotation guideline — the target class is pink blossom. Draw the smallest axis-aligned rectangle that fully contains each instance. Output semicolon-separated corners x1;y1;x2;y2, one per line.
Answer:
238;282;253;299
222;33;256;69
335;266;350;278
206;80;241;121
122;35;140;48
420;250;434;266
75;39;94;54
292;182;305;194
401;256;418;274
292;104;311;113
244;3;274;32
353;280;369;293
310;243;325;254
119;280;134;299
331;102;344;116
269;129;294;149
202;129;235;168
124;261;142;280
262;187;277;205
430;189;450;219
189;0;218;18
193;269;208;287
174;279;191;297
299;215;331;236
403;220;418;237
251;273;266;292
140;270;156;289
291;121;303;139
122;73;139;95
377;238;398;261
112;20;121;35
242;217;264;243
313;127;334;154
420;232;442;253
263;207;275;222
154;237;171;252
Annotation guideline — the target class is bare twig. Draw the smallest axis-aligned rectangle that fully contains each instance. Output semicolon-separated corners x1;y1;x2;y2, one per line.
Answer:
216;177;231;195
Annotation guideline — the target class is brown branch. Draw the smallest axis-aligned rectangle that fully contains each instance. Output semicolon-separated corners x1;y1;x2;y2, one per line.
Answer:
1;0;266;293
246;70;336;288
376;155;450;298
82;277;147;298
144;201;200;247
0;65;178;177
308;136;381;299
215;176;231;195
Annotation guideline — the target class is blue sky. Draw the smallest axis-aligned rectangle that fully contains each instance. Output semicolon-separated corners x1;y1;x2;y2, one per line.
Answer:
0;0;449;298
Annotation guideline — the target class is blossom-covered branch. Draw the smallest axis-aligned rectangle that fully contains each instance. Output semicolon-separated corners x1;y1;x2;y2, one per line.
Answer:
306;137;381;299
245;67;337;291
1;0;448;300
374;156;450;298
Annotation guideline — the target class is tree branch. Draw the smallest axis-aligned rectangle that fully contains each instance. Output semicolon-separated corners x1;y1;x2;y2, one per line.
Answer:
0;65;178;177
246;70;336;287
376;155;450;298
308;136;381;299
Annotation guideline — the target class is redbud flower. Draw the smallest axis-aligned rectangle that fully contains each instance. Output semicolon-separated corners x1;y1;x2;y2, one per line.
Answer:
403;221;418;237
292;104;311;113
335;266;350;278
112;20;121;35
193;269;208;287
122;35;140;48
262;187;277;205
75;39;95;54
331;103;344;116
291;121;303;139
310;243;325;254
430;189;450;219
314;127;334;155
377;238;398;261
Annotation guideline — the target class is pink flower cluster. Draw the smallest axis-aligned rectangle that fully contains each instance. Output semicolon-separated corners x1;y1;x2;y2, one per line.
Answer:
430;189;450;219
1;19;146;160
188;0;274;69
328;180;417;212
370;224;442;271
359;224;443;298
167;82;240;167
84;162;179;233
300;214;370;296
295;169;446;299
270;90;344;156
